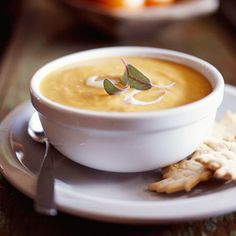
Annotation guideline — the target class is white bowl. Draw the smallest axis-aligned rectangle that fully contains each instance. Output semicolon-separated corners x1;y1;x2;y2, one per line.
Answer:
61;0;219;37
30;47;224;172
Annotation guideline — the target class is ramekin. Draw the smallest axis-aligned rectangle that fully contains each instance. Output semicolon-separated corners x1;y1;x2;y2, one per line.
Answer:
30;47;224;172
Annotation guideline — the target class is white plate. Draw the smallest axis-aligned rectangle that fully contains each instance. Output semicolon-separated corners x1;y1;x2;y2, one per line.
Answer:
0;84;236;224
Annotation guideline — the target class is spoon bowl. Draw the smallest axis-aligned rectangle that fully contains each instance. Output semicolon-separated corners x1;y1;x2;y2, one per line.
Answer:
28;112;46;143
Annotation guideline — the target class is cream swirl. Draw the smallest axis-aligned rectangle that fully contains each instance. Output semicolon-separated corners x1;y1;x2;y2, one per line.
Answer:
86;76;175;106
124;82;175;106
152;82;175;89
86;76;117;88
124;90;166;106
86;76;104;88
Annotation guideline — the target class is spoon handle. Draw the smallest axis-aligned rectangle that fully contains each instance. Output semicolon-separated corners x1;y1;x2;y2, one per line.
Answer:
35;140;57;216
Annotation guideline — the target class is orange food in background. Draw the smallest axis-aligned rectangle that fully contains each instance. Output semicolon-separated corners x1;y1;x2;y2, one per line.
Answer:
89;0;145;9
146;0;176;6
86;0;177;9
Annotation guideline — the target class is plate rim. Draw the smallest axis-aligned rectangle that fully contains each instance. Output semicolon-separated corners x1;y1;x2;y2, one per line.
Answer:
0;84;236;224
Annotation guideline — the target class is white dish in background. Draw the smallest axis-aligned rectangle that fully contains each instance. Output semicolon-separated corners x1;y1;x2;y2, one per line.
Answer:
61;0;219;37
0;84;236;224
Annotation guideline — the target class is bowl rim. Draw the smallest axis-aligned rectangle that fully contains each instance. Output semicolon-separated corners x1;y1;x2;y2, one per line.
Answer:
30;46;224;120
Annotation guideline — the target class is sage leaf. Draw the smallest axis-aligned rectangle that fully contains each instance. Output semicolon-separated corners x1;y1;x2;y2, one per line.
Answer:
120;70;128;85
103;59;162;95
126;64;152;90
103;79;125;95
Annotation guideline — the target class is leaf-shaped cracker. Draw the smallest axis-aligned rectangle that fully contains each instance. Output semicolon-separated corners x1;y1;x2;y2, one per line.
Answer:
148;159;212;193
210;111;236;141
149;111;236;194
194;139;236;181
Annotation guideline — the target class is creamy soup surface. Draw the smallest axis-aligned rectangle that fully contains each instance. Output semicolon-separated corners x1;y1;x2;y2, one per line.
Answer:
40;57;212;112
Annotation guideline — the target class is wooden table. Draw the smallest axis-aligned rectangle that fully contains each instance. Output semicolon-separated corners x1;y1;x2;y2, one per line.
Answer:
0;0;236;235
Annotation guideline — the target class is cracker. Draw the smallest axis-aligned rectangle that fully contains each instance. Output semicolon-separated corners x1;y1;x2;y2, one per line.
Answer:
194;139;236;180
149;111;236;193
148;159;212;193
194;111;236;180
210;111;236;141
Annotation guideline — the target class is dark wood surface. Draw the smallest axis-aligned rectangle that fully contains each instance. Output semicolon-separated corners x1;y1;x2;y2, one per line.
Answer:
0;0;236;235
220;0;236;30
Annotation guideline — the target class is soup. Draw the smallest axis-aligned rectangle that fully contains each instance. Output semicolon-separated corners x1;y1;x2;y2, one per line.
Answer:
40;57;212;112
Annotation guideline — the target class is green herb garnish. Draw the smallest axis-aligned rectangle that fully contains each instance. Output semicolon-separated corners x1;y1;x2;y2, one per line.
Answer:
103;58;152;95
103;79;127;95
125;64;152;90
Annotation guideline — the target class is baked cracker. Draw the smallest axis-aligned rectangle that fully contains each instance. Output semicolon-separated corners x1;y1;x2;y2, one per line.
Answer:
148;159;212;193
149;111;236;193
194;139;236;180
210;110;236;141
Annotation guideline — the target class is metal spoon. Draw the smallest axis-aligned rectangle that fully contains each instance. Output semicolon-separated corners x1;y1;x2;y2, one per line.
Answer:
28;112;57;216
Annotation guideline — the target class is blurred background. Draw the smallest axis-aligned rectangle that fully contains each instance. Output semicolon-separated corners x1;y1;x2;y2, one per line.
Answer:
0;1;236;235
0;0;236;117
